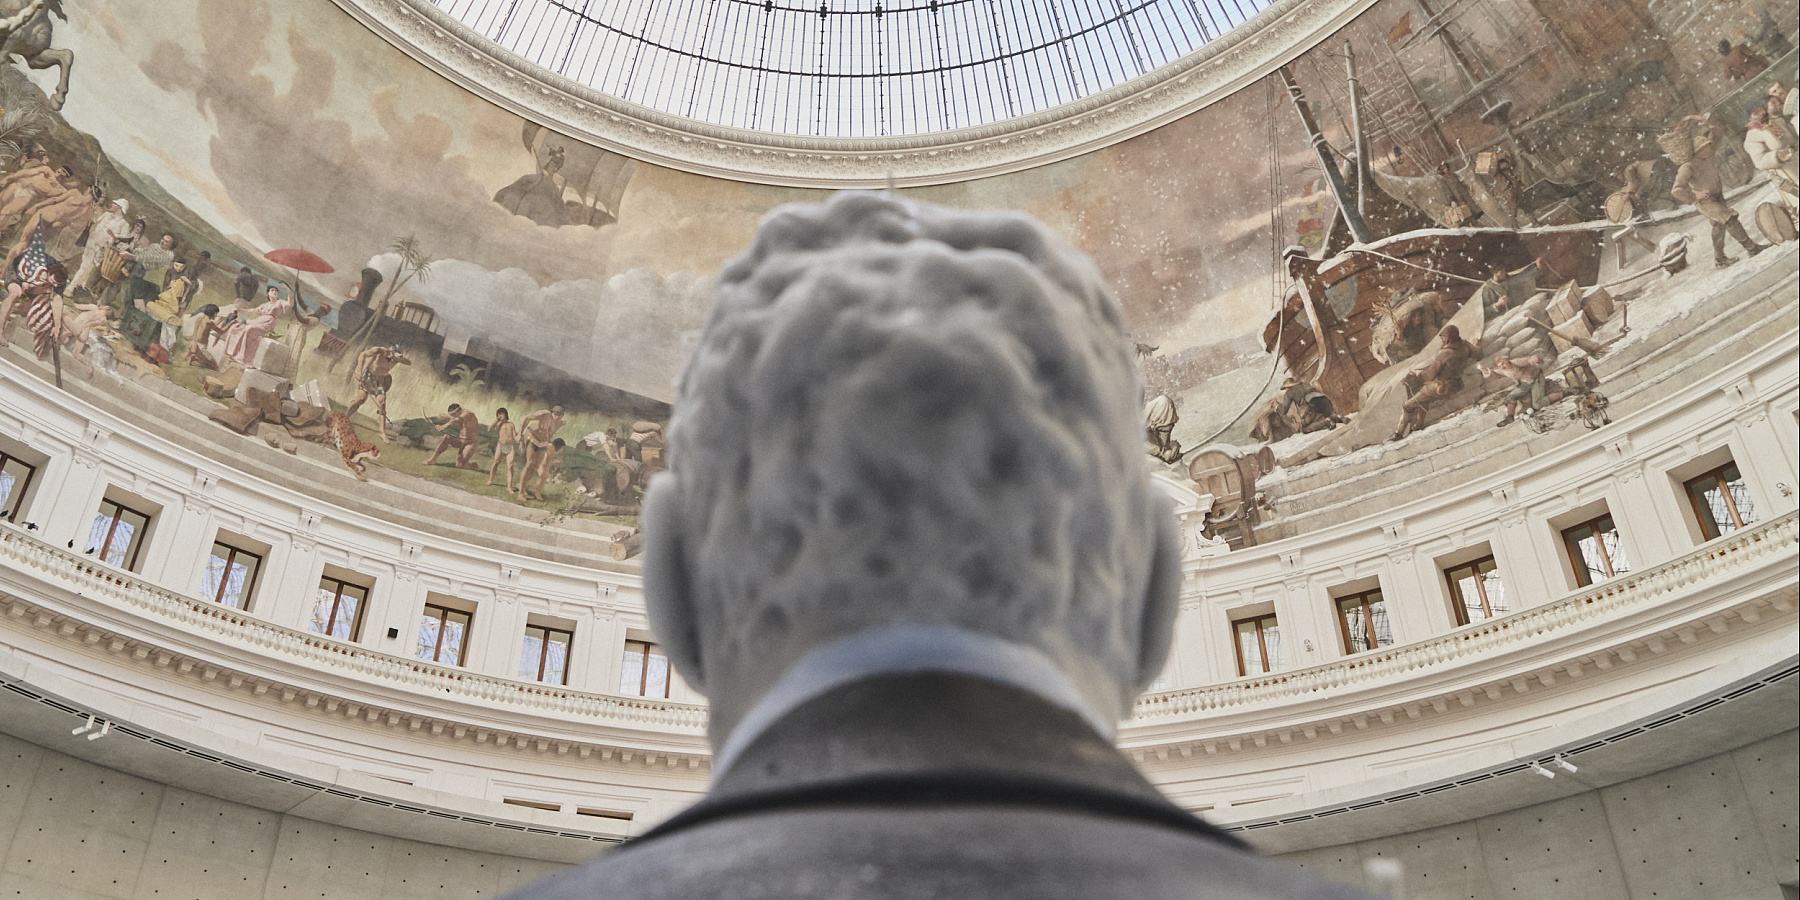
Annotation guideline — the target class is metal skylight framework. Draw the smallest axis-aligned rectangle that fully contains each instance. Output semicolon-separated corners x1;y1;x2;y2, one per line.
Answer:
432;0;1272;136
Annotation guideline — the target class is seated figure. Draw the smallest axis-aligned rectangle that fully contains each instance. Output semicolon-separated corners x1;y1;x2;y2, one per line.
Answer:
511;193;1373;899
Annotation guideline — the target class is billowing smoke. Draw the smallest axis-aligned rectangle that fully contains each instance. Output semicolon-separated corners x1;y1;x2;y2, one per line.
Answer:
373;253;713;402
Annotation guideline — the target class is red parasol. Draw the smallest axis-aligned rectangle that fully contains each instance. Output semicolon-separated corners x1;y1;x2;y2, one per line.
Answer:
264;249;336;376
264;248;334;274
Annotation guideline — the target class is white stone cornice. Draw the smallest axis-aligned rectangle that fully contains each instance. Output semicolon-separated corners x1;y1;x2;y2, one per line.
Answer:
327;0;1377;187
1127;512;1799;750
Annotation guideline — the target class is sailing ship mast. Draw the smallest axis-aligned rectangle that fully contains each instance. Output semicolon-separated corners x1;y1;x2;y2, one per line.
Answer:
1277;65;1374;245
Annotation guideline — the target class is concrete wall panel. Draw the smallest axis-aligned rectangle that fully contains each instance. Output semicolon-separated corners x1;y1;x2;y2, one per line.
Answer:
1604;754;1780;900
1477;794;1631;900
1732;731;1800;885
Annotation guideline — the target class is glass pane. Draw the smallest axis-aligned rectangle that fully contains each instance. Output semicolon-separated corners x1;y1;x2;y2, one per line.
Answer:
86;510;115;560
201;546;231;603
0;457;27;515
1263;621;1282;670
619;647;645;695
1599;526;1630;576
1235;620;1265;674
1453;572;1484;620
645;650;670;699
520;628;545;680
308;588;335;635
1342;603;1371;653
1571;528;1605;584
1726;475;1757;527
417;614;443;661
102;516;137;568
1480;568;1508;616
1692;480;1727;539
1368;599;1393;648
441;612;469;666
331;589;361;640
543;631;571;684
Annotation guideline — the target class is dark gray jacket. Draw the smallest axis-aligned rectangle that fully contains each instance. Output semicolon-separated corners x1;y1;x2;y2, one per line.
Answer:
507;673;1376;899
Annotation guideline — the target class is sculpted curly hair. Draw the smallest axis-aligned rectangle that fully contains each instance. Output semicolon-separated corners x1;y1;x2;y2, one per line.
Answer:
646;193;1176;723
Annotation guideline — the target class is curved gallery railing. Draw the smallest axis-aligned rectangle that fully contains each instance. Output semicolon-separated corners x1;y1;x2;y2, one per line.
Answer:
0;251;1794;826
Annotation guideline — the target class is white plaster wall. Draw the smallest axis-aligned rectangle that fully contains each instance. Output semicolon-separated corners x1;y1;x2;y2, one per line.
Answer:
0;731;568;899
1278;730;1799;900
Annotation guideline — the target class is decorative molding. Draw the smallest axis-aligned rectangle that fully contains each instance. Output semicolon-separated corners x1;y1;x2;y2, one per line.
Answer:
0;527;710;739
326;0;1378;187
1129;512;1797;755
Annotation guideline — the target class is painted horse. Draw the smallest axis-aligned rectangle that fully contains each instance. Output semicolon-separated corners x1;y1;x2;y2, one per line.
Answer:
1;0;72;111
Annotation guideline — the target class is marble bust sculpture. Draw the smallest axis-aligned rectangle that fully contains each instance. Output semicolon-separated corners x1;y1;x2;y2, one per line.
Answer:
510;193;1373;899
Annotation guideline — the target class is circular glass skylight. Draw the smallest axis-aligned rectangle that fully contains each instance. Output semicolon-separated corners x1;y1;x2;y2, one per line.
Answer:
432;0;1273;137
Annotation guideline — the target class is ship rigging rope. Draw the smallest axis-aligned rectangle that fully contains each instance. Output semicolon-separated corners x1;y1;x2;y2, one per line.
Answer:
1345;247;1488;285
1181;73;1288;460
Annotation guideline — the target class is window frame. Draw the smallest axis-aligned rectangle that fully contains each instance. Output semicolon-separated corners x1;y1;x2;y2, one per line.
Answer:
1231;613;1281;676
1335;588;1393;655
0;451;38;521
1561;513;1629;587
1444;555;1507;626
201;540;263;610
520;623;574;685
1683;462;1756;540
90;497;153;571
620;639;670;699
417;602;473;667
312;575;370;642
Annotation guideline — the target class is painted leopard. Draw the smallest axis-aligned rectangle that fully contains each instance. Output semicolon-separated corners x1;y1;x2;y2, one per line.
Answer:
327;412;380;481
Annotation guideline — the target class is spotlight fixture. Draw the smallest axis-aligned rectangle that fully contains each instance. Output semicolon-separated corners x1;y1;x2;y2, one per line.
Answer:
71;714;96;735
1528;761;1555;779
86;721;111;741
1553;757;1578;774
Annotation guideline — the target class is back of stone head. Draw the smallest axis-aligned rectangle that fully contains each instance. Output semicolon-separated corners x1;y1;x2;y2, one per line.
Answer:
643;192;1176;733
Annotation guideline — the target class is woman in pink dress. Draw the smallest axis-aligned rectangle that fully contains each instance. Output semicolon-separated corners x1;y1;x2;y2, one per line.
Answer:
222;285;291;367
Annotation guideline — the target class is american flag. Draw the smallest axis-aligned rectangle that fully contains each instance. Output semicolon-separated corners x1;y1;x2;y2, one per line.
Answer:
17;226;62;360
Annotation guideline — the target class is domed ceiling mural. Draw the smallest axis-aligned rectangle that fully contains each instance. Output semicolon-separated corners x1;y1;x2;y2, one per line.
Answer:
0;0;1793;548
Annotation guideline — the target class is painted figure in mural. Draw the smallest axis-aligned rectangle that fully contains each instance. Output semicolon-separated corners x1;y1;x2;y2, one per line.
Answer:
54;300;112;378
1249;377;1345;444
1770;82;1797;135
69;197;128;295
3;173;92;273
0;0;72;111
144;258;189;323
0;147;59;237
116;231;175;310
345;344;410;443
1718;39;1770;84
424;403;482;469
0;253;59;350
1744;102;1799;230
493;144;569;227
221;284;291;367
1372;289;1460;366
1609;158;1679;222
1393;325;1480;442
1480;354;1564;428
486;408;518;490
182;303;226;370
1668;116;1769;266
232;266;259;305
517;406;566;500
1144;393;1181;464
